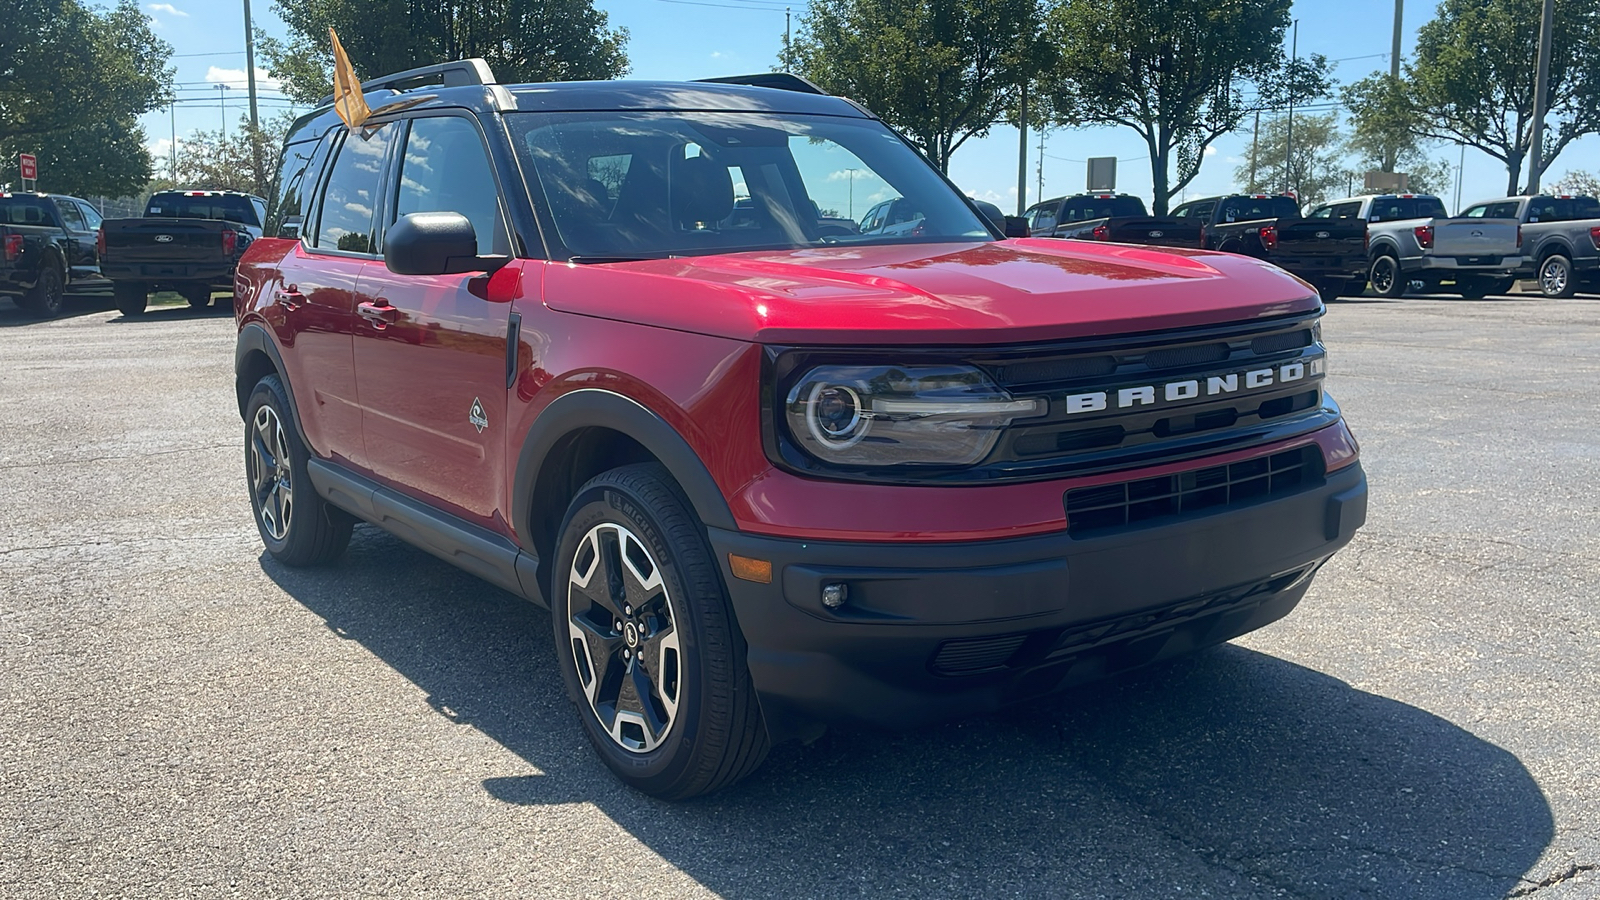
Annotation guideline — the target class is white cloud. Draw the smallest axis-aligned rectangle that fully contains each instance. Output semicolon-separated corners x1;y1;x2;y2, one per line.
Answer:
147;3;187;16
1204;145;1218;157
710;51;725;59
205;65;283;93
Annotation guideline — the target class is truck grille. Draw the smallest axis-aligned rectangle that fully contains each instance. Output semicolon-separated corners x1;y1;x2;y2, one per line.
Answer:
1064;445;1321;535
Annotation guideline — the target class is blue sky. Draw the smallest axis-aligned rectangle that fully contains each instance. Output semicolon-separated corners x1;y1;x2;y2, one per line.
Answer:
139;0;1598;211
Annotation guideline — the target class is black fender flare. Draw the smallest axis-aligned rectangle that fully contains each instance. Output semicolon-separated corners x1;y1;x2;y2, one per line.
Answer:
1536;239;1574;263
234;322;304;433
1367;238;1402;262
510;388;738;551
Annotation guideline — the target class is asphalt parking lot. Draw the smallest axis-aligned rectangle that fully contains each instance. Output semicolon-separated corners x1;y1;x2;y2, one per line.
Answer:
1;289;1597;899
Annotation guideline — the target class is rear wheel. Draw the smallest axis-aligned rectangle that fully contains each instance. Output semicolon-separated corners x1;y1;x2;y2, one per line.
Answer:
112;281;147;316
1538;255;1576;299
552;463;769;799
16;264;64;318
1456;276;1493;300
1368;255;1406;298
181;284;213;309
1317;281;1351;303
244;374;353;566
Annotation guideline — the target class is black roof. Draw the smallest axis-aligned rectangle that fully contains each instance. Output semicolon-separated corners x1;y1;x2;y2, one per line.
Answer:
287;75;871;145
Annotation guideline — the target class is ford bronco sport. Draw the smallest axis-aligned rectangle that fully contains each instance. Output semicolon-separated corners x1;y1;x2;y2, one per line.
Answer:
235;60;1367;799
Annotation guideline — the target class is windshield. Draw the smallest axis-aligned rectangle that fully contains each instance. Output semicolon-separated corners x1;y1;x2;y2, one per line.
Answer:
505;111;991;258
145;194;261;226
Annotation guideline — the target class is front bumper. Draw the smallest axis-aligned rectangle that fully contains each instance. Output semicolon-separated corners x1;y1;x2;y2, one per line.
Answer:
711;460;1367;742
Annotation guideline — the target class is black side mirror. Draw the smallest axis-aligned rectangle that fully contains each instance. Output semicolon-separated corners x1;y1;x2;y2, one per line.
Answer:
384;211;504;276
1003;216;1031;238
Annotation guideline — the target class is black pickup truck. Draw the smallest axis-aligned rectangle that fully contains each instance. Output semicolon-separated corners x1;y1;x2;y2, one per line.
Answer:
99;190;265;315
1025;193;1202;248
1188;194;1369;301
0;191;108;317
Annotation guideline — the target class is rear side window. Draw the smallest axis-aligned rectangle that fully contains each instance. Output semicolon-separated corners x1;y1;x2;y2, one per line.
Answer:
313;123;395;253
1172;200;1216;221
77;201;102;230
391;116;507;255
53;199;86;230
266;139;329;238
1528;197;1600;222
0;197;54;225
1220;197;1298;222
1368;197;1445;221
1060;196;1144;221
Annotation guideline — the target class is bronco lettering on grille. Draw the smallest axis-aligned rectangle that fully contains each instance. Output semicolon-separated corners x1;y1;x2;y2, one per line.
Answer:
1063;358;1324;415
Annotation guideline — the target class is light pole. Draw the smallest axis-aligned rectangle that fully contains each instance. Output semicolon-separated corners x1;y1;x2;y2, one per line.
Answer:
1526;0;1555;193
216;84;234;139
1284;19;1298;196
844;168;861;218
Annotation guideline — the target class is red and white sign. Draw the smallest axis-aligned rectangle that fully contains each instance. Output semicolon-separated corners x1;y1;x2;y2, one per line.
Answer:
18;154;37;181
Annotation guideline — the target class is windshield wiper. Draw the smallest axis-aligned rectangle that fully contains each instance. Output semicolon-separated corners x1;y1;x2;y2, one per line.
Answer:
566;255;662;264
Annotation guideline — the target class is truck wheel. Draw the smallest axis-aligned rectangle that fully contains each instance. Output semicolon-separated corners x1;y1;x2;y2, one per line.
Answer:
1456;277;1493;301
244;374;353;566
1538;255;1576;299
181;285;213;309
17;264;65;318
113;282;148;316
1345;278;1370;298
1368;255;1406;298
1317;281;1352;303
552;463;769;799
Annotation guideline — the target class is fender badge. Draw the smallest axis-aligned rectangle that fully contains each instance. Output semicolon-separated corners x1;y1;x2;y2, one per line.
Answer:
469;397;488;433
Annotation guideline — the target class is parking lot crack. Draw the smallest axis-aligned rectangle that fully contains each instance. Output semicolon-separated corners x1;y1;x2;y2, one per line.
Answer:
0;444;234;471
1506;862;1598;897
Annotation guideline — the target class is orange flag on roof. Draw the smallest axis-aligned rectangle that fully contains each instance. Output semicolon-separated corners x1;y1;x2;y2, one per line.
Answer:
328;28;370;129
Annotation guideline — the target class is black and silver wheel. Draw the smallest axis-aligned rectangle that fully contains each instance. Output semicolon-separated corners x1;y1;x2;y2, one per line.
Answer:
244;374;352;566
1369;255;1405;298
1539;255;1575;299
17;264;64;318
112;281;147;316
553;463;768;799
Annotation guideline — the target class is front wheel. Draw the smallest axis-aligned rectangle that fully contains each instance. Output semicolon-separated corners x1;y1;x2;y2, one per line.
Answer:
17;264;65;318
181;285;214;309
552;463;769;799
112;281;147;316
1538;255;1576;299
1368;255;1406;298
244;374;353;566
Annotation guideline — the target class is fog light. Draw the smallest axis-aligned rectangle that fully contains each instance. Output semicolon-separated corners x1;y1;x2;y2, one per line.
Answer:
821;583;848;609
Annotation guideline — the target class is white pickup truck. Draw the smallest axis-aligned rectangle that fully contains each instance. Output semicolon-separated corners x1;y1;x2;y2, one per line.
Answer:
1309;194;1523;300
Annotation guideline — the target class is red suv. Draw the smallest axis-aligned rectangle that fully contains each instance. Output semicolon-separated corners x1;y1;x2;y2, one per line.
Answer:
235;61;1366;799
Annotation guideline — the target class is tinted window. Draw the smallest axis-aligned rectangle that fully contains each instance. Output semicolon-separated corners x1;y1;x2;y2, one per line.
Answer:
509;111;988;258
1527;196;1600;222
0;197;54;225
1031;204;1058;231
76;201;102;230
145;193;262;226
1464;201;1519;219
314;124;394;253
53;199;86;230
1060;196;1144;222
1368;197;1445;221
392;116;506;255
1172;200;1215;221
1219;197;1299;222
266;139;329;238
1308;206;1333;219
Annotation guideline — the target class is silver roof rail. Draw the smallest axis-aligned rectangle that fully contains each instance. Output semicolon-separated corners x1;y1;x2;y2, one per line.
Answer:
317;58;496;107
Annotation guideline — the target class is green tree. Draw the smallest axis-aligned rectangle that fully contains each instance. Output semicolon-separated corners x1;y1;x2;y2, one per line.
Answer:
1550;170;1600;197
1044;0;1329;214
264;0;629;104
1401;0;1600;194
1235;113;1349;207
0;0;172;196
1342;74;1453;195
167;113;296;199
792;0;1053;174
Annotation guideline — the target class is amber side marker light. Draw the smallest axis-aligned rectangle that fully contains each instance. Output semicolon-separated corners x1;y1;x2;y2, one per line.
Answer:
728;554;773;584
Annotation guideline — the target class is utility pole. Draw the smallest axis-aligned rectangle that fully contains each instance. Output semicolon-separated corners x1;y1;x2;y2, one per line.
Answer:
243;0;259;132
1455;141;1465;212
217;84;232;139
1036;130;1045;205
844;168;860;218
1017;81;1028;216
169;103;178;180
1386;0;1403;171
784;7;792;71
1284;20;1297;196
1526;0;1555;193
1249;110;1260;191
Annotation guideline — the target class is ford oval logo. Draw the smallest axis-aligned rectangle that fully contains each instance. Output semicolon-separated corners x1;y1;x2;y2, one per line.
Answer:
1148;230;1164;238
1315;231;1331;239
1471;230;1484;237
154;234;174;243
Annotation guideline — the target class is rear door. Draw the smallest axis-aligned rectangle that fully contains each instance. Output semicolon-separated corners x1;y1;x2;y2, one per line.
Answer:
352;112;516;530
50;198;97;281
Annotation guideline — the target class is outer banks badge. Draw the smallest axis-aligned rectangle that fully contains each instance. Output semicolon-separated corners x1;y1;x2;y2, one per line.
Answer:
469;397;489;433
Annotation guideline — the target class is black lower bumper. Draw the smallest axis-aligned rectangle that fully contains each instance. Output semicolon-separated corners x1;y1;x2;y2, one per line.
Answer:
710;463;1367;742
102;262;235;288
1276;258;1368;284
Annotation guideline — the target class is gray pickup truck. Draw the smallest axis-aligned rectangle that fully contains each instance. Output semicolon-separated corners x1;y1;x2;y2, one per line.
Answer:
1461;195;1600;298
1310;194;1523;300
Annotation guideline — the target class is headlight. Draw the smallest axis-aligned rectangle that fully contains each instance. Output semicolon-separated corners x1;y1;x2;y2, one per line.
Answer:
784;364;1045;467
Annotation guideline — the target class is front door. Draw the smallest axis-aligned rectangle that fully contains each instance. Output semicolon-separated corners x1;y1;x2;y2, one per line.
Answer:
352;113;516;530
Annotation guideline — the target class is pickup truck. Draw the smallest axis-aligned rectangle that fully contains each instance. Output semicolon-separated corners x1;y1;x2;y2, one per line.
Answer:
0;191;108;318
99;190;265;315
1461;194;1600;298
236;60;1365;799
1025;193;1202;248
1189;194;1370;302
1311;193;1523;300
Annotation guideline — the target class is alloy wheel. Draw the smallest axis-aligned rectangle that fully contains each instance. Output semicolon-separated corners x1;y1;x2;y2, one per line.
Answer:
1371;258;1396;294
249;406;294;541
1541;259;1568;296
567;523;682;754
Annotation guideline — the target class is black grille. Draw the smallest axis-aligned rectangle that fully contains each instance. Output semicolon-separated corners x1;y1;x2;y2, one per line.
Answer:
931;634;1029;674
997;355;1116;387
1142;342;1228;369
1065;446;1321;535
1251;329;1314;355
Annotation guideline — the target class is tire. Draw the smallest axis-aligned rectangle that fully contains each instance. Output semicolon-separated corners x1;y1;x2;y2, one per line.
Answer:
181;285;213;309
113;281;147;316
1345;278;1369;298
1368;254;1406;298
1317;281;1346;303
1456;276;1493;301
552;463;769;799
244;374;353;566
1538;255;1576;299
16;263;65;318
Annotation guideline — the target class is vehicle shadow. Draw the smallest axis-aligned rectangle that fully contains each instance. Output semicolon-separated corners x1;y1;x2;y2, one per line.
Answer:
263;526;1553;899
106;299;235;323
0;291;116;326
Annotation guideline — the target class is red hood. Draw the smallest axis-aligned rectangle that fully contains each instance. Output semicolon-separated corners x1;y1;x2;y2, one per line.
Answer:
540;239;1320;345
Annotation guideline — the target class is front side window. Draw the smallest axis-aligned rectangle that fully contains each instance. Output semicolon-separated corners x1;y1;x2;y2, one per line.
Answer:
508;111;989;259
53;199;86;230
314;123;394;253
392;115;506;255
77;202;102;230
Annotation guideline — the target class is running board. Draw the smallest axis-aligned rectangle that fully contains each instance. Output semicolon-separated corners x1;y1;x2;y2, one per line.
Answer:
307;458;546;608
